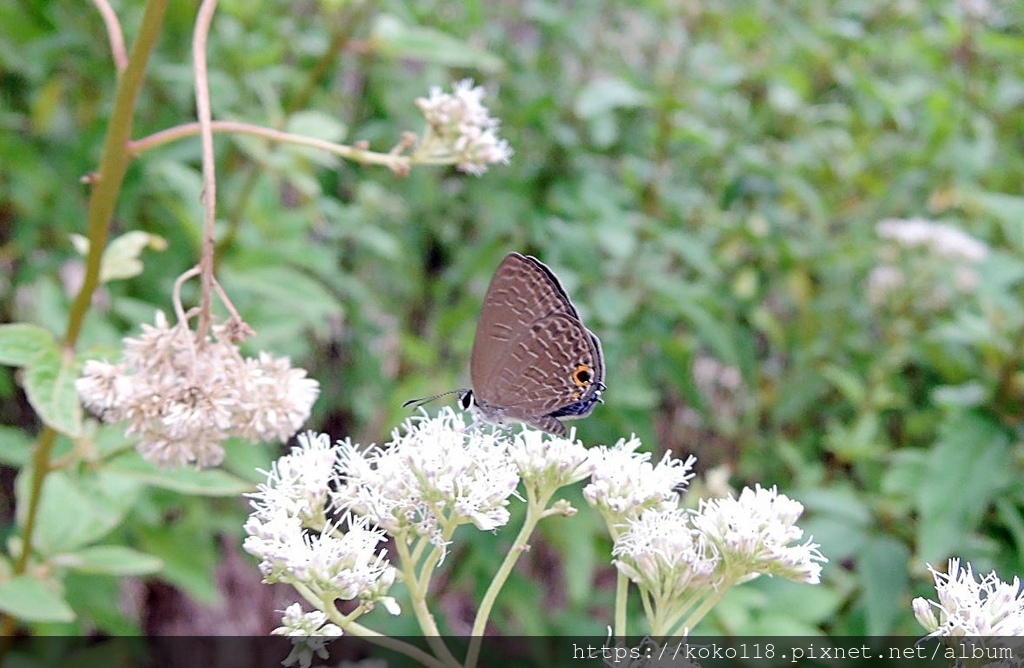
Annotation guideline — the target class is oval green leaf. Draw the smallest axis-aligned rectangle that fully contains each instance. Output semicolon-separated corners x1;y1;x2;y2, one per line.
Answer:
0;576;75;622
0;323;56;367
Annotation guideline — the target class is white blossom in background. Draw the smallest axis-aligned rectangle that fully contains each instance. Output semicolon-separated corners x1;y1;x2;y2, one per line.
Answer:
244;432;399;615
865;265;907;307
613;507;718;601
690;485;826;585
583;436;695;527
331;408;520;551
876;217;989;263
913;557;1024;636
415;79;513;175
76;311;319;468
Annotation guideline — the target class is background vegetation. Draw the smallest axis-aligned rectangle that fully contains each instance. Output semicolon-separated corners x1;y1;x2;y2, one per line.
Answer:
2;0;1024;638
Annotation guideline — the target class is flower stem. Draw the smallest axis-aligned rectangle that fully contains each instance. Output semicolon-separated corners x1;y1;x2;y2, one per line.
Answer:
0;0;169;641
465;488;549;668
614;568;630;638
394;535;459;667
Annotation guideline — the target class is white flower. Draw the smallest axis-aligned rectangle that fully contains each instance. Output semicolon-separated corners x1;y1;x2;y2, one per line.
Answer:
274;604;342;668
865;265;906;306
331;408;520;551
583;436;695;526
415;79;513;175
235;352;321;443
690;485;825;584
76;312;319;469
248;431;338;528
508;427;591;494
244;433;397;611
613;508;718;600
275;603;342;636
914;558;1024;636
876;217;989;263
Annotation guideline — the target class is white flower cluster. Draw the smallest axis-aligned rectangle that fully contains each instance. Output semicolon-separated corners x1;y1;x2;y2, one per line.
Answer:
246;412;826;640
331;408;521;551
274;604;341;668
914;557;1024;636
868;217;989;307
612;486;824;602
876;218;989;263
415;79;513;175
508;427;592;493
244;432;400;615
588;440;824;632
584;436;695;524
613;507;717;600
76;311;319;468
691;484;825;585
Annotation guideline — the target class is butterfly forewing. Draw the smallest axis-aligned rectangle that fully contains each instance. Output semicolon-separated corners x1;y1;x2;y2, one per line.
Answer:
470;253;582;389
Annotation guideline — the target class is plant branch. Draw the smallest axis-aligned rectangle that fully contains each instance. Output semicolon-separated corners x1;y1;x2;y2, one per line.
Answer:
0;0;170;639
192;0;219;342
128;121;414;173
89;0;128;72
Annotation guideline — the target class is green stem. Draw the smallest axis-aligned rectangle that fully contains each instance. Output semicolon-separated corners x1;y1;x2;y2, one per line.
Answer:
394;535;459;667
0;0;169;640
66;0;169;347
465;488;550;668
343;621;452;668
673;583;728;637
614;570;630;639
128;120;413;172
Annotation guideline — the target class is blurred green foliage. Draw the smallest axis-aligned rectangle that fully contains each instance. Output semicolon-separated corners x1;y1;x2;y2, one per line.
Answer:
2;0;1024;637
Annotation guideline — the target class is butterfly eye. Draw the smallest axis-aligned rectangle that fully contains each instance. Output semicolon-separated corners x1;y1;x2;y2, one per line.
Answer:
572;365;593;387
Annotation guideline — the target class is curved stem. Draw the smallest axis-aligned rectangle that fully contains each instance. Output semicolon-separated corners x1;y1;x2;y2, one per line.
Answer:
89;0;128;72
343;621;452;668
129;120;413;172
0;0;170;639
674;585;727;637
394;537;458;666
191;0;218;342
465;488;550;668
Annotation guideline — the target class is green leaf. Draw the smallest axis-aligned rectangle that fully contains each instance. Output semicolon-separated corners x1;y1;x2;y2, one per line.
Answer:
56;545;163;576
0;425;34;466
0;576;75;622
100;231;167;283
16;469;142;555
0;323;56;367
371;14;504;74
574;78;650;118
136;516;221;606
916;411;1011;561
820;364;866;405
107;454;254;496
858;536;909;635
966;191;1024;253
22;345;83;438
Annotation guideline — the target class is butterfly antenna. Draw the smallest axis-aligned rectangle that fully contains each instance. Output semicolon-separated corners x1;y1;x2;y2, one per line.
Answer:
401;389;465;409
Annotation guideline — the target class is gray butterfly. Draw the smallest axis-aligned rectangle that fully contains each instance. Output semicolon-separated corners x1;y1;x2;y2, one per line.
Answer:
406;252;605;436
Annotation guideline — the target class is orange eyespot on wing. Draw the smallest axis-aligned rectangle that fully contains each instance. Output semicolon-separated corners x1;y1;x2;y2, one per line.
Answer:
572;364;593;387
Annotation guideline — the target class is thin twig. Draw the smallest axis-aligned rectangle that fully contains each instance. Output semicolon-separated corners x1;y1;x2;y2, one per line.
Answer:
128;120;412;173
89;0;128;72
192;0;219;342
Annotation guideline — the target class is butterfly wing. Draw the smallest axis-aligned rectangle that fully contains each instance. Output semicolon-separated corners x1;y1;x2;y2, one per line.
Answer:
475;313;604;434
470;253;582;390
